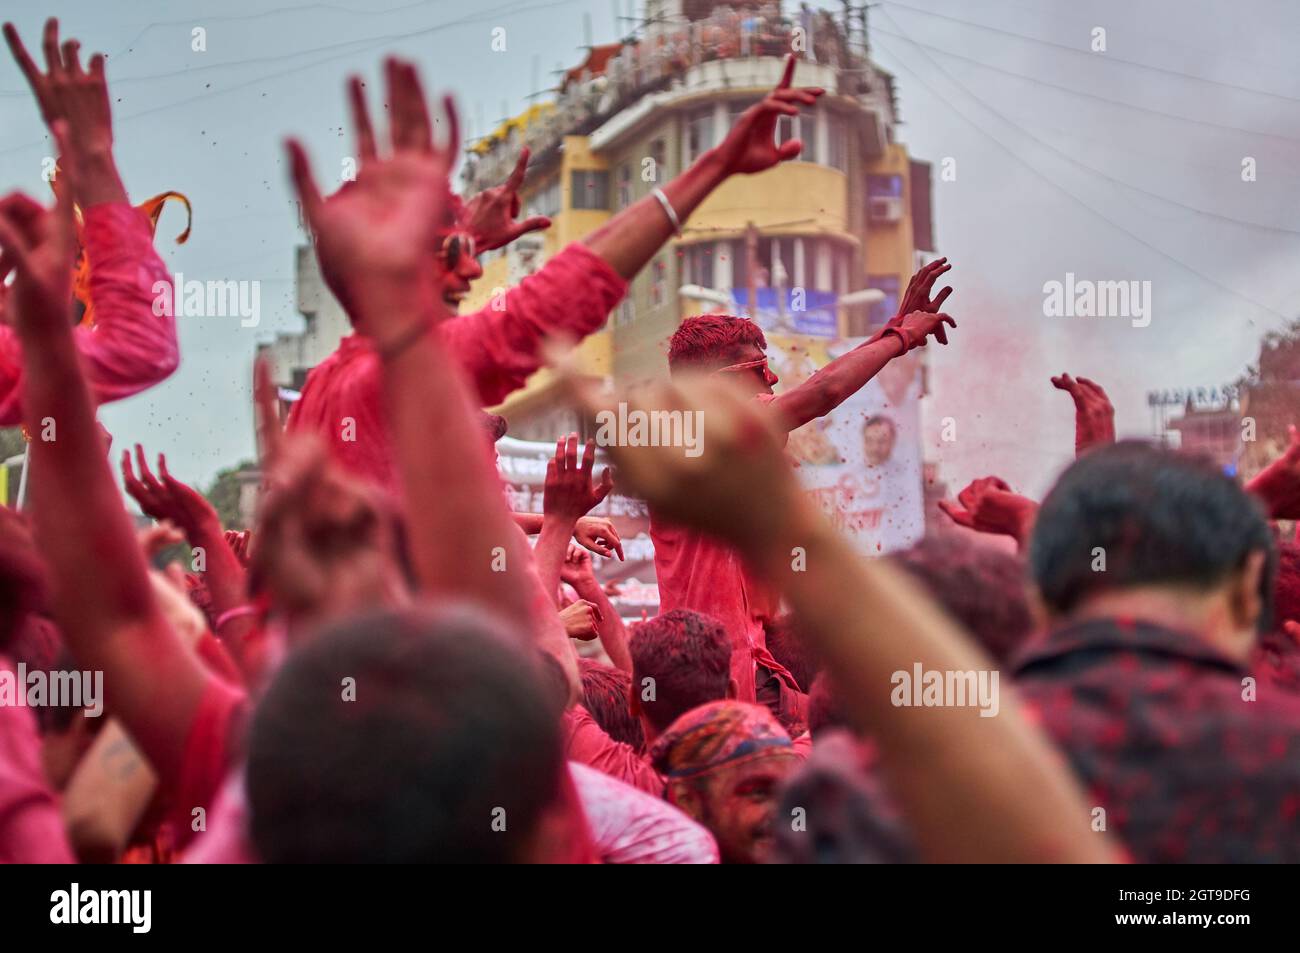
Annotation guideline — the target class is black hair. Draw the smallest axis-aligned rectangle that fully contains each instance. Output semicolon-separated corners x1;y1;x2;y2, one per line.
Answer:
246;604;564;863
1029;441;1275;630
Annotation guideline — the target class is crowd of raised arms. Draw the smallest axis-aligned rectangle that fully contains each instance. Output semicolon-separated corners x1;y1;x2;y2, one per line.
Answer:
2;17;1299;865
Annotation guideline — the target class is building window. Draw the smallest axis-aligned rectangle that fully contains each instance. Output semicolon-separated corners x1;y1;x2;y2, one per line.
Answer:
684;107;714;164
570;170;610;210
865;274;900;325
683;243;715;289
776;108;818;163
651;258;667;307
867;174;905;224
527;177;561;218
617;164;632;210
730;238;749;292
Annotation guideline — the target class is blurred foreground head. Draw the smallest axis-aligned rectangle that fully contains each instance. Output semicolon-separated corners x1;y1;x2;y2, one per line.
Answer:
246;605;565;862
1029;441;1274;660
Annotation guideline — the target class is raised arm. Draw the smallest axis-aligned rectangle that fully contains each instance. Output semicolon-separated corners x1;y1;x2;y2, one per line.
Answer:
121;446;254;674
0;140;211;784
561;545;632;674
583;54;822;280
1051;373;1116;457
287;60;582;701
536;434;614;599
0;19;178;425
769;258;955;431
557;368;1117;864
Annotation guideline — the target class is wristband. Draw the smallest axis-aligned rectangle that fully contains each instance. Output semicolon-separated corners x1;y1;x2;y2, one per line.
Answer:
651;188;683;236
215;605;258;631
880;326;910;356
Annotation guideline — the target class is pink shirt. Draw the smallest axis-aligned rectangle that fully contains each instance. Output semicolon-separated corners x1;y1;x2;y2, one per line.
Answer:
287;242;626;493
570;761;718;864
0;202;178;425
0;655;74;863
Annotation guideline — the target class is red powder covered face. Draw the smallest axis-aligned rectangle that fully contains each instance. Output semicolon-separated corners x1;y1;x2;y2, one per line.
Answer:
680;751;799;864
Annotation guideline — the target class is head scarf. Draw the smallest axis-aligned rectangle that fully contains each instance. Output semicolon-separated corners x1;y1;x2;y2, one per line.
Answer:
650;700;793;781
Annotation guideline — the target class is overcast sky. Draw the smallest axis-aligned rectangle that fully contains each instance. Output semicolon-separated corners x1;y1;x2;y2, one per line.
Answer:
1;0;1297;501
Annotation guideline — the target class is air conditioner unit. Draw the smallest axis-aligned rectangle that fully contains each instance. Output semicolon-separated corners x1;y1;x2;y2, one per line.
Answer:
868;195;903;224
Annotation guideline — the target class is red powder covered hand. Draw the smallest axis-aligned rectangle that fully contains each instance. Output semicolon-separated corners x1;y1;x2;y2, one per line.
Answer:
224;530;252;567
1246;425;1300;520
894;257;953;321
544;433;614;524
287;59;456;336
5;19;115;169
711;54;824;176
121;445;220;538
1051;373;1115;456
462;147;551;252
938;477;1039;548
881;310;956;354
574;515;624;561
559;598;602;641
559;543;596;588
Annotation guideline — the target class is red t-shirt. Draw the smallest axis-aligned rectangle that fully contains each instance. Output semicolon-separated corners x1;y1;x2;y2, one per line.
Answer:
287;242;626;493
562;705;663;797
649;395;786;703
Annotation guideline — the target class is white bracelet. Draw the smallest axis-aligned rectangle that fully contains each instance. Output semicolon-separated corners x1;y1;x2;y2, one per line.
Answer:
651;187;683;236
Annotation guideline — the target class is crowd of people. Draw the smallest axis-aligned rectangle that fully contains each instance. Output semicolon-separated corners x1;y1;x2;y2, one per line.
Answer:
1;17;1299;865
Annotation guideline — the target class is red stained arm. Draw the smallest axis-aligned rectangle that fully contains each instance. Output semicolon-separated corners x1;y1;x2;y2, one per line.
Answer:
14;241;212;787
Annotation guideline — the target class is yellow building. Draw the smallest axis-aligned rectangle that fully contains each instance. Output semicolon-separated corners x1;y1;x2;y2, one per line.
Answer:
460;1;936;441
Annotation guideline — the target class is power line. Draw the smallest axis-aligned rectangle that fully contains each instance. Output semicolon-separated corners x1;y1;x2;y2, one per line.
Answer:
872;25;1289;327
879;0;1300;108
0;0;584;159
871;25;1300;148
875;21;1300;238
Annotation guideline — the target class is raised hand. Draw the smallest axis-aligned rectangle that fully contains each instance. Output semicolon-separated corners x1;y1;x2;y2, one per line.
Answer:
224;530;252;567
121;445;219;537
543;433;614;524
554;362;799;552
4;19;124;206
1246;424;1300;520
461;147;550;251
1051;373;1115;456
287;59;457;337
574;515;623;561
711;54;824;176
559;543;594;588
894;257;953;322
938;476;1038;547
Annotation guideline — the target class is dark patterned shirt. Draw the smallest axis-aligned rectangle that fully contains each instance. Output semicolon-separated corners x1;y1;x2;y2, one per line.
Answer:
1014;617;1300;863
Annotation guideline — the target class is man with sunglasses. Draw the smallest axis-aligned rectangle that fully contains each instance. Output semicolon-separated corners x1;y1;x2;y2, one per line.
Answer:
653;259;957;704
287;55;827;499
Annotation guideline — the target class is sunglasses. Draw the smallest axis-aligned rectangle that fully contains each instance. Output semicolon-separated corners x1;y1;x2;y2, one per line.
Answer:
439;232;478;270
714;357;778;386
